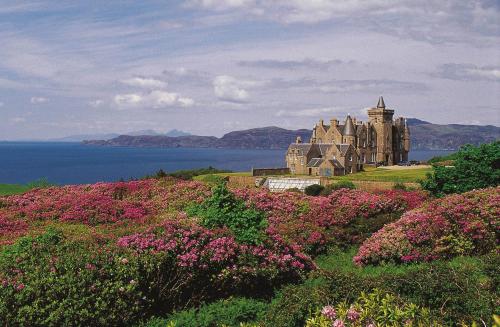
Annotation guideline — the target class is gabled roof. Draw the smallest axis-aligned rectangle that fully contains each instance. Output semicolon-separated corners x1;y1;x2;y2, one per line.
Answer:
329;159;344;169
307;158;324;167
288;143;312;156
336;144;351;156
318;144;333;155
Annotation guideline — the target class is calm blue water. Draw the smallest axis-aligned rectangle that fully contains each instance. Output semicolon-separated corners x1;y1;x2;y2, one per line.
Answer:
0;142;454;185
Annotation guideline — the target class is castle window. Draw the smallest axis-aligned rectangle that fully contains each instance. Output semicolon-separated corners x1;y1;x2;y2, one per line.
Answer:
349;154;353;161
300;157;304;165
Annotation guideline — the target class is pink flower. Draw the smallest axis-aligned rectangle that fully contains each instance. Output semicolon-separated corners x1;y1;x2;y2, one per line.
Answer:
332;319;345;327
120;258;129;264
321;305;336;320
347;307;360;321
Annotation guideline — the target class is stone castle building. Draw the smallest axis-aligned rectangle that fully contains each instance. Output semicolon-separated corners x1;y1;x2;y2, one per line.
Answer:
286;97;410;176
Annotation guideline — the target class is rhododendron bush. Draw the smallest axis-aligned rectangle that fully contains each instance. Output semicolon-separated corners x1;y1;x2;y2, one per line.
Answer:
118;218;314;293
354;187;500;266
234;187;427;254
0;179;210;243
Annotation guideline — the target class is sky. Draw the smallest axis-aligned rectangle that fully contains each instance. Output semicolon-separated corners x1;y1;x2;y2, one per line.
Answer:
0;0;499;140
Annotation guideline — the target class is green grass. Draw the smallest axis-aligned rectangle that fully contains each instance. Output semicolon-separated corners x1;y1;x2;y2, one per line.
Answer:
314;247;484;278
330;166;432;183
0;184;30;196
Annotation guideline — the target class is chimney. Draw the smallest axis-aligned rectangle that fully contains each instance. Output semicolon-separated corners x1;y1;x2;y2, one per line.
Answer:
330;118;338;127
319;119;324;126
296;136;302;144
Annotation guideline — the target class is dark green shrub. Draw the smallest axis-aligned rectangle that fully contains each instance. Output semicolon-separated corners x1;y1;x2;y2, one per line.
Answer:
187;182;267;245
421;141;500;196
392;181;407;190
146;298;267;327
266;255;497;326
304;184;324;196
320;181;356;196
286;187;302;193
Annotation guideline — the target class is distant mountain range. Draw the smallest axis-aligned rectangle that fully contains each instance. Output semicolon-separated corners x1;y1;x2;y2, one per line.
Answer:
50;129;191;142
82;120;499;151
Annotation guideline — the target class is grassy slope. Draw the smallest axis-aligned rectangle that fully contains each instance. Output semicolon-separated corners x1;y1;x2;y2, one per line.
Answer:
194;167;431;183
0;184;30;196
330;166;431;183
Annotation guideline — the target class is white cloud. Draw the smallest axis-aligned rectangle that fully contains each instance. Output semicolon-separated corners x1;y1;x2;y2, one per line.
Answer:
30;96;49;104
213;75;259;103
187;0;254;10
276;106;346;117
89;99;104;107
114;90;194;108
121;77;168;89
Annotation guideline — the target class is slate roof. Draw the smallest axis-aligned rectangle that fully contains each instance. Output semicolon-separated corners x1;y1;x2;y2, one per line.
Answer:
343;115;356;136
329;159;344;169
288;143;312;156
336;144;351;156
318;143;333;156
377;96;386;108
307;158;324;167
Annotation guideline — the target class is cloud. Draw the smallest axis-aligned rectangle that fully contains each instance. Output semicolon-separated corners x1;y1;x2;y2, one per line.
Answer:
276;106;346;117
89;99;104;107
114;90;194;108
121;77;168;89
434;64;500;82
186;0;255;11
30;96;49;104
0;102;4;107
213;75;262;103
318;79;428;93
238;58;353;70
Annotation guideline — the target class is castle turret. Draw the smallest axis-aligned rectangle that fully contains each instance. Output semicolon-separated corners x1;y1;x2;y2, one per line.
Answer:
367;96;394;164
343;114;356;145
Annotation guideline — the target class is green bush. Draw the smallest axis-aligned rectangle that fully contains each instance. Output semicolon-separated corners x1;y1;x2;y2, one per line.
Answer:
392;181;407;190
143;166;232;180
305;289;438;327
145;298;267;327
421;141;500;196
266;255;498;326
187;182;267;245
304;184;324;196
0;229;147;325
320;181;356;196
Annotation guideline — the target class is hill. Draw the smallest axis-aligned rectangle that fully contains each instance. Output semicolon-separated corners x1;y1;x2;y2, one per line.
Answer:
83;121;499;150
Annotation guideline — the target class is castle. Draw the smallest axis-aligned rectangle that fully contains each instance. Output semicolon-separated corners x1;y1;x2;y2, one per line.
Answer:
286;97;410;176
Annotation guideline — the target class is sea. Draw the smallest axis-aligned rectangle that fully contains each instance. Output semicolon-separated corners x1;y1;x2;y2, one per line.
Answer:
0;142;455;185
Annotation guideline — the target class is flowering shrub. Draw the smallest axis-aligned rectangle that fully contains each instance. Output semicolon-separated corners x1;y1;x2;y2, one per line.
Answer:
354;187;500;265
234;187;427;254
117;218;314;295
0;179;210;242
305;289;439;327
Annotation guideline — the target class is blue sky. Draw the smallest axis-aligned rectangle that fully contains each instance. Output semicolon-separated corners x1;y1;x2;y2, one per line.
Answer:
0;0;499;139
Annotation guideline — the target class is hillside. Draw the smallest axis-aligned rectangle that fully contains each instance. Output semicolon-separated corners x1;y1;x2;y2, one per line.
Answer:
83;121;499;150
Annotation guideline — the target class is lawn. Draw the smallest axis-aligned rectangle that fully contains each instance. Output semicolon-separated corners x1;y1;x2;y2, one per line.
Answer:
331;166;432;183
0;184;30;196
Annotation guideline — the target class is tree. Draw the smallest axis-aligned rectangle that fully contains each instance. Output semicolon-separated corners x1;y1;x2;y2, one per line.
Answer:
420;141;500;196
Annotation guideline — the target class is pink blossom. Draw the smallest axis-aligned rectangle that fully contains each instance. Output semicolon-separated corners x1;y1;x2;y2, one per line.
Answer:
321;305;336;320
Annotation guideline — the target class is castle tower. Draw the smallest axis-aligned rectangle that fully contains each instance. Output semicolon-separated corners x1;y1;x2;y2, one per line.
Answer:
343;114;356;146
367;96;394;164
402;119;410;161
